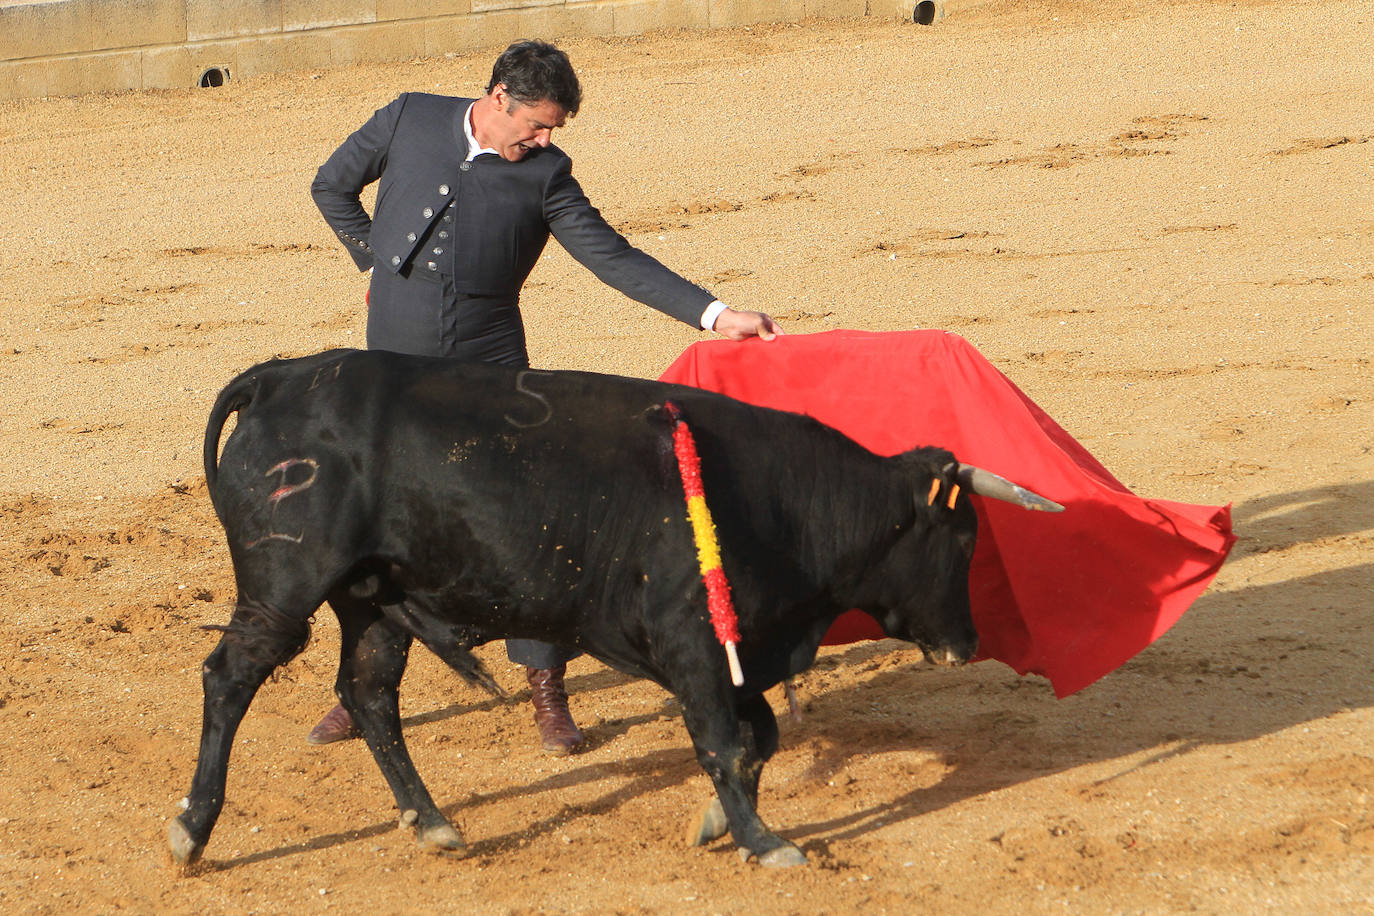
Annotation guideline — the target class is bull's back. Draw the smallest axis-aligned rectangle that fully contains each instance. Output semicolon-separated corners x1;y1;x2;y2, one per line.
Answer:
210;350;887;596
207;352;727;592
217;348;805;484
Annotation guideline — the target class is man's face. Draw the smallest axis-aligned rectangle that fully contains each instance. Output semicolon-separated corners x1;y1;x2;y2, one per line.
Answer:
488;86;568;161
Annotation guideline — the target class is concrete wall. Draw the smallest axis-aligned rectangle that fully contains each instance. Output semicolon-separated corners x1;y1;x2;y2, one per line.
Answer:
0;0;928;101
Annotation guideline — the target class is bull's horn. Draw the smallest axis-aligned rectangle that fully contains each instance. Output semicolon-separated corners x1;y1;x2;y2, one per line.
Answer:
956;465;1065;512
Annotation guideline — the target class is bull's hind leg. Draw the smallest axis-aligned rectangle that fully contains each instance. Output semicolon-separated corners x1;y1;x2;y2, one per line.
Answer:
169;601;311;866
676;685;805;867
330;593;466;855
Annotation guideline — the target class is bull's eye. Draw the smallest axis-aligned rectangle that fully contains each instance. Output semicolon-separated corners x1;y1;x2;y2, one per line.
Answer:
958;533;976;561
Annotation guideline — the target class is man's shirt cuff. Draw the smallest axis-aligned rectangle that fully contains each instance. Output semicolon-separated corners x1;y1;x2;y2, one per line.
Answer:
700;300;728;332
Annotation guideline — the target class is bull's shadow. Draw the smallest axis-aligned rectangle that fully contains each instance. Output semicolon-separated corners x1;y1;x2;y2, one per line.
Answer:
203;745;700;871
206;480;1372;867
770;561;1370;846
397;664;650;739
771;478;1374;845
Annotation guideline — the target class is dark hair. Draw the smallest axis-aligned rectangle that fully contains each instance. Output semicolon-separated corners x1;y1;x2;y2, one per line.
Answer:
486;39;581;115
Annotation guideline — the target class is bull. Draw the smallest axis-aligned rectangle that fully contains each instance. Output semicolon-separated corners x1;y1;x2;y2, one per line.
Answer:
168;349;1060;868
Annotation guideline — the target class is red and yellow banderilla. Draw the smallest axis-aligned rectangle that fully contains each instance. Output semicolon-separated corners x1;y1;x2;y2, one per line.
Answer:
665;400;745;687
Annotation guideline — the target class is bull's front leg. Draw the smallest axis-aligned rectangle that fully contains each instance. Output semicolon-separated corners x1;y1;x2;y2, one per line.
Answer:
331;595;466;855
169;603;310;867
687;693;787;850
678;690;805;867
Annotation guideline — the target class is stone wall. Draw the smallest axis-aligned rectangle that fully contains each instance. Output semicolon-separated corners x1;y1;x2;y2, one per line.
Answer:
0;0;932;101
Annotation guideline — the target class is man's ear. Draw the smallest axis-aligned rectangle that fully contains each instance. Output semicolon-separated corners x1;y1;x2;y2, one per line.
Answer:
490;84;509;111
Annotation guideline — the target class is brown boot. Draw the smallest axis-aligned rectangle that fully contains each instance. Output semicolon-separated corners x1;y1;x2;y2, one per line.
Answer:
306;703;359;745
526;665;583;756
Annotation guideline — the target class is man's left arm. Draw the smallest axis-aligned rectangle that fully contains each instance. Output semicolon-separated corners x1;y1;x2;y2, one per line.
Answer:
544;160;778;338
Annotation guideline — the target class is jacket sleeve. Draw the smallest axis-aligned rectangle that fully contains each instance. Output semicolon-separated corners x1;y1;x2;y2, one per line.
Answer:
311;95;407;272
544;157;716;328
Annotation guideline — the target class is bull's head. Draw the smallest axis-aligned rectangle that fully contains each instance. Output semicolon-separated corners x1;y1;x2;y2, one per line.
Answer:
863;454;1062;667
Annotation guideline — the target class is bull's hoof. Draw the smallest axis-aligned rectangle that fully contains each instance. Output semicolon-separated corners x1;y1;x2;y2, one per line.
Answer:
686;797;729;847
759;843;808;868
417;822;468;857
167;817;203;867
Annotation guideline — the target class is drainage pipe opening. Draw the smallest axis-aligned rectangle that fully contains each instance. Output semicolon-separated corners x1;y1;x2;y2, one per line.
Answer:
198;67;230;88
914;1;944;25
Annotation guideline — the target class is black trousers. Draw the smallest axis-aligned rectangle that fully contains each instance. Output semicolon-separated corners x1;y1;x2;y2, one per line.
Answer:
367;267;581;671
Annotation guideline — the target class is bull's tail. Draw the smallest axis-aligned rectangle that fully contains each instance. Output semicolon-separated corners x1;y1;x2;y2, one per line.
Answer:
435;646;509;701
372;595;511;701
203;371;259;491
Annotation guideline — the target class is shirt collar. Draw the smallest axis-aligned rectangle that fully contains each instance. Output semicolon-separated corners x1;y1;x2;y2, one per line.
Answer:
463;102;498;162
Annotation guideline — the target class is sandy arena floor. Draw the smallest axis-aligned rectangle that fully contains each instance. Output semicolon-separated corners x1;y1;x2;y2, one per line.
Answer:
1;0;1371;912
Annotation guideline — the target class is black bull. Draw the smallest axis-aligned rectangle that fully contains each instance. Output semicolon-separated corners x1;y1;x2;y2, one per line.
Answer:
169;348;1057;868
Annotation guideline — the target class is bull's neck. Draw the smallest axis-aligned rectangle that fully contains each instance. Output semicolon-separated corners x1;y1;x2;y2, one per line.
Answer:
787;458;914;601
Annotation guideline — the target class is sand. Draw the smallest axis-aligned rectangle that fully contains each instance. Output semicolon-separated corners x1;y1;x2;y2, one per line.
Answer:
1;0;1371;911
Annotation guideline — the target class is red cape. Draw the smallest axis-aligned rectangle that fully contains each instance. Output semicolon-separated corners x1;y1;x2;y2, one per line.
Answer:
658;330;1234;697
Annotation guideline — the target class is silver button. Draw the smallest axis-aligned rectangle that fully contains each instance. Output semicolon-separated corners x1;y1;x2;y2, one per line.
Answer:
443;214;453;223
406;232;416;242
422;207;433;219
438;230;449;239
433;247;443;255
460;162;472;171
427;261;438;271
390;255;400;266
439;184;450;195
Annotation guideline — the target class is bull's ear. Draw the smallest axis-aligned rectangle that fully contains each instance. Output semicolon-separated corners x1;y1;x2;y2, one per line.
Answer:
917;462;959;513
893;450;956;513
930;462;964;511
922;474;941;509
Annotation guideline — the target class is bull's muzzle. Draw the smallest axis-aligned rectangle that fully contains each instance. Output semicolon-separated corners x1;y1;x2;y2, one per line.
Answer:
926;638;977;667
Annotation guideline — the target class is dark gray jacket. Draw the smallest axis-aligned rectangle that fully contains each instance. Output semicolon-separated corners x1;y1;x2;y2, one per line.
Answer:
311;93;714;328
